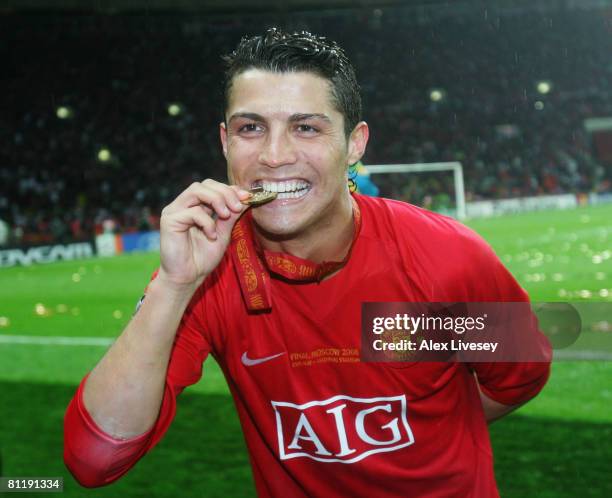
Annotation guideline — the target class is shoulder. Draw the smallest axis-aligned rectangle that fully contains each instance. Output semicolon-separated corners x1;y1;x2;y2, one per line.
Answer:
355;194;492;260
354;194;525;300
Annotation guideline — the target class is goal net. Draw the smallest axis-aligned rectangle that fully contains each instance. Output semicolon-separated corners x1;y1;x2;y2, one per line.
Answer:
364;162;466;220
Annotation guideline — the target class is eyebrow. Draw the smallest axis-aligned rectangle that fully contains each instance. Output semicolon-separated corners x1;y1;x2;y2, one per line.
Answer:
228;112;264;123
289;113;332;124
228;112;332;124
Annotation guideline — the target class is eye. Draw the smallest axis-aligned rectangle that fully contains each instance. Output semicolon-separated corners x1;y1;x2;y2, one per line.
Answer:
238;123;264;134
296;124;319;134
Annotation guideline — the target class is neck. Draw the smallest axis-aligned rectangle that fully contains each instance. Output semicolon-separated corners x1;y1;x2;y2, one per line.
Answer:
254;193;355;263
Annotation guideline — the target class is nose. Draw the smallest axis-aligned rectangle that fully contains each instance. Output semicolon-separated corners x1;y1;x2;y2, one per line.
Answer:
258;129;297;168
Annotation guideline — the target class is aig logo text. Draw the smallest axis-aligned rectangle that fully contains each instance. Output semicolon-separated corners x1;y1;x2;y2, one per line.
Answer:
271;394;414;464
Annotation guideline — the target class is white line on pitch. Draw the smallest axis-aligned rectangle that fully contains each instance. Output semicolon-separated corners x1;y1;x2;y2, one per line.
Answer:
554;350;612;361
0;335;114;346
1;335;611;360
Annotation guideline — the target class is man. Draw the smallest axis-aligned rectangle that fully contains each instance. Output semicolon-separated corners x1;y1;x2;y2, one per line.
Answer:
64;29;551;497
352;161;380;197
0;216;9;246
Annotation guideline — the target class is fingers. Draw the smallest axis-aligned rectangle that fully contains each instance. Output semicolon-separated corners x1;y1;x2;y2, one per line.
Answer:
229;184;253;201
161;180;253;242
163;205;219;240
165;180;250;218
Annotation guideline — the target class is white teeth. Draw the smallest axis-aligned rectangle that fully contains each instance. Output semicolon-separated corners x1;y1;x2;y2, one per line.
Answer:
277;189;308;200
263;182;278;193
260;180;310;193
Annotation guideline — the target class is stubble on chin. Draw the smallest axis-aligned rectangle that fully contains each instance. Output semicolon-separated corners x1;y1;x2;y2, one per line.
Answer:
253;210;294;238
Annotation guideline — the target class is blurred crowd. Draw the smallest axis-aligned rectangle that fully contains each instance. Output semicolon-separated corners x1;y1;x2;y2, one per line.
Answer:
1;4;611;245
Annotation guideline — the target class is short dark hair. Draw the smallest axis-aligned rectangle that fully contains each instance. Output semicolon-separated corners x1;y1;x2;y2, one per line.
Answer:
222;28;362;138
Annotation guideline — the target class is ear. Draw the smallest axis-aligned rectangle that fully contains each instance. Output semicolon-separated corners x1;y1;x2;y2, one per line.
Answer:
346;121;369;166
219;121;228;159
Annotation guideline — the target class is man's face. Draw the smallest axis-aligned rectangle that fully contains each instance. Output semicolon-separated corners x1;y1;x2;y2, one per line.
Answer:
220;69;367;239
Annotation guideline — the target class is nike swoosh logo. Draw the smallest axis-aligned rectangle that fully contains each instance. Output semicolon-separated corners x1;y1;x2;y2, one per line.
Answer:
241;351;286;367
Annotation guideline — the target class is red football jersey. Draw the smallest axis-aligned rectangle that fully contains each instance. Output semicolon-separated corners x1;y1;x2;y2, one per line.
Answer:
64;194;551;497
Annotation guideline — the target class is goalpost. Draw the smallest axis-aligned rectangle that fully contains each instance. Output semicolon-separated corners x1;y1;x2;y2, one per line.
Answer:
365;162;466;220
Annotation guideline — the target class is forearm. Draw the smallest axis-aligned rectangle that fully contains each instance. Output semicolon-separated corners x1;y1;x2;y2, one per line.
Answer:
478;389;522;423
471;360;551;423
83;276;198;438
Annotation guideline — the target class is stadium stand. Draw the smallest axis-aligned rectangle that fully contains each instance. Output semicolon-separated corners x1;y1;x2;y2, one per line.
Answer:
2;4;611;244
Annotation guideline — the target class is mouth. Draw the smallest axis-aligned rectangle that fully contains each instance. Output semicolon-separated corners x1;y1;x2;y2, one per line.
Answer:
251;179;312;200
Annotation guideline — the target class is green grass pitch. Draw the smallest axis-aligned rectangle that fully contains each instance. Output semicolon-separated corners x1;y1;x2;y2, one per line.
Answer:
0;203;610;497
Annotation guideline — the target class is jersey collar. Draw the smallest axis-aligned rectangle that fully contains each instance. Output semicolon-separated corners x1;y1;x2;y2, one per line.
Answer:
230;195;362;312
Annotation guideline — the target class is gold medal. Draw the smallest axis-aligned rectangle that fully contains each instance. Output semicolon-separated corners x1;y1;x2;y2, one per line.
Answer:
242;186;278;206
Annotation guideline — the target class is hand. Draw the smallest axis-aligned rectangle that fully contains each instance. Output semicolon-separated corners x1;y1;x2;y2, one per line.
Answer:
158;179;251;291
